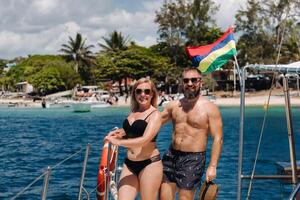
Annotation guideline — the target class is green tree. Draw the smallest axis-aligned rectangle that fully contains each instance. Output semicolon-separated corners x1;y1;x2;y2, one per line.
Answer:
94;45;172;94
97;30;131;95
5;55;80;94
60;33;94;83
235;0;300;65
266;0;300;63
28;63;81;95
283;24;300;62
0;60;5;76
155;0;189;67
155;0;222;68
150;44;182;92
98;31;130;53
235;0;276;65
186;0;221;46
92;54;118;84
29;67;65;95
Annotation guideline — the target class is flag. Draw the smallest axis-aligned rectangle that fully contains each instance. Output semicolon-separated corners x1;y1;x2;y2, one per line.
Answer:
186;27;237;73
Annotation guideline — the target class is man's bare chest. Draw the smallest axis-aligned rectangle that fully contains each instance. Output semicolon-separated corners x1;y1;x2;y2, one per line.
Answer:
171;107;208;126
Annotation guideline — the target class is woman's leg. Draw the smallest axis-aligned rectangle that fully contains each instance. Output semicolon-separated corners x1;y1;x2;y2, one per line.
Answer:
139;160;163;200
118;164;139;200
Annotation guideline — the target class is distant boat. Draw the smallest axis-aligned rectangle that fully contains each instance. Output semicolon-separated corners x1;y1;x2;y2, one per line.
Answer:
71;101;92;112
91;102;111;108
46;86;111;110
46;99;73;108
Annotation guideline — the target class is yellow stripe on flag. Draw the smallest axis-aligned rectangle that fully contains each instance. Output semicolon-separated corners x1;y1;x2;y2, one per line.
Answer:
199;40;236;72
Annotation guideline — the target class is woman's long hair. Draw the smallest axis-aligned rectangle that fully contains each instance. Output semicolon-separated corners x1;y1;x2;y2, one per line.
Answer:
130;78;158;111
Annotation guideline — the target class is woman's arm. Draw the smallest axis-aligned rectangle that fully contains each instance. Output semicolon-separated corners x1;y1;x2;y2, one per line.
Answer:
106;111;162;148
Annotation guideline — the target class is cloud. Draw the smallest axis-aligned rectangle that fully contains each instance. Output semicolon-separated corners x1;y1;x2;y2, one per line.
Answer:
214;0;246;30
32;0;60;14
0;21;85;58
0;0;159;59
0;0;246;59
136;36;157;47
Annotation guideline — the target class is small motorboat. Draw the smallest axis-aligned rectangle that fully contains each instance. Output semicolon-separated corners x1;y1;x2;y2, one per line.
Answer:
72;101;92;112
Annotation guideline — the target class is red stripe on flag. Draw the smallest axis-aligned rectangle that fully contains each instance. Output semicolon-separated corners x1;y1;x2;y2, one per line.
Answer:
186;27;234;58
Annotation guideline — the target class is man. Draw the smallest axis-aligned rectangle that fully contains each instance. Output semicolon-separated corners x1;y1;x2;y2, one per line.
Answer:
160;67;223;200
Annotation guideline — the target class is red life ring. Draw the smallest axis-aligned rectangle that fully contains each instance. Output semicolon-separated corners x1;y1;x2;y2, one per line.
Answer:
97;141;117;200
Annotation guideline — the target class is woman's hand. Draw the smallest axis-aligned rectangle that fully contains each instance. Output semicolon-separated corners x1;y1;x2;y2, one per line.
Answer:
107;128;125;139
105;135;121;146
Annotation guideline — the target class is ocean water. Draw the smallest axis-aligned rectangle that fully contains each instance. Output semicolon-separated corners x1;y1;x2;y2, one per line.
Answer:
0;106;299;200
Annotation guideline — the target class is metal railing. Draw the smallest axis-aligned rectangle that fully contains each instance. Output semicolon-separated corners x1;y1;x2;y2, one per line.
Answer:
9;128;121;200
238;66;299;199
10;145;88;200
78;144;91;200
289;182;300;200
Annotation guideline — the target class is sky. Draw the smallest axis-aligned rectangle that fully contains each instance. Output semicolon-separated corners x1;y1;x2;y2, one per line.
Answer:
0;0;246;59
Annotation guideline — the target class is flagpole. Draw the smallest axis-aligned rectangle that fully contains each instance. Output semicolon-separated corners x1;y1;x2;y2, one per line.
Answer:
234;55;242;88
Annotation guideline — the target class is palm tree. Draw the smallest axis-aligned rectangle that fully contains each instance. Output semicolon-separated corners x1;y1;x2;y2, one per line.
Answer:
98;31;130;53
98;31;131;96
60;33;94;73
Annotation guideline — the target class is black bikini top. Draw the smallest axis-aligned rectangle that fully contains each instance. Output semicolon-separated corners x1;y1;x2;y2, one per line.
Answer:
122;110;158;142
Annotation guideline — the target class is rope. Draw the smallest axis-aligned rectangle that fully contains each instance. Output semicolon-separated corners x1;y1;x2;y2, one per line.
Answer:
83;153;121;200
51;147;83;170
81;128;119;200
10;172;47;200
110;181;118;200
10;147;83;200
246;10;289;200
83;169;118;200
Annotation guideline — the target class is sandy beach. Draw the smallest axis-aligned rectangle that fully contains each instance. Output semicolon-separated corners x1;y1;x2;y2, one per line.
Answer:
212;89;300;107
1;89;299;108
213;95;300;106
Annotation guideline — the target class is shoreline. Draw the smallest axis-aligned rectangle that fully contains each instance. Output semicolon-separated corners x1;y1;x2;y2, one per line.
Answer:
2;94;300;108
213;96;300;107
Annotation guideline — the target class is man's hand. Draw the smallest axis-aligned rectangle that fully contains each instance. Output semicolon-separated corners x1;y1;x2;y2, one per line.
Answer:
206;165;217;182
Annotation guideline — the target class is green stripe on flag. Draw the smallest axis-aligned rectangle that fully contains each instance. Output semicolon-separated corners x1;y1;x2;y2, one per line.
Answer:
199;48;237;73
199;49;237;73
199;40;236;72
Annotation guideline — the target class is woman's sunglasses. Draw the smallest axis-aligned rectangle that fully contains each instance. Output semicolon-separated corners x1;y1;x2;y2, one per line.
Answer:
135;88;151;95
183;77;201;84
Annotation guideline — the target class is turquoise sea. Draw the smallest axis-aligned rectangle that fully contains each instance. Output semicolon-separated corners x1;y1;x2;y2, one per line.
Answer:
0;106;300;199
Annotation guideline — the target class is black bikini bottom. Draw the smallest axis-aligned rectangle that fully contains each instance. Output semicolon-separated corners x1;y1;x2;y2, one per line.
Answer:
124;155;161;176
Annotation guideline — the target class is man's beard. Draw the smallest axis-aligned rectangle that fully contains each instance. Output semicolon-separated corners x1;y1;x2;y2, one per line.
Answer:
183;87;201;99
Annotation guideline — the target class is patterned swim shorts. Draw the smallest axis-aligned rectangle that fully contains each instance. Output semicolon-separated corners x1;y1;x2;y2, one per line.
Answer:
162;146;206;190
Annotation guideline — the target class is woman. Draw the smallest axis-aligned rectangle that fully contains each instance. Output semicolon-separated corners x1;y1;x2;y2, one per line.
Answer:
105;78;162;200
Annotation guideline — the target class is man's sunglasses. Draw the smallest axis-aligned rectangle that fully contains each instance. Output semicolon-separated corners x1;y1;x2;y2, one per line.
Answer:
135;88;151;95
183;77;201;84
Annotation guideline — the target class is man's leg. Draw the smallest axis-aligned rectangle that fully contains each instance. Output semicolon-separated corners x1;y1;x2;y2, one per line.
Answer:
160;181;177;200
178;189;196;200
175;151;206;200
161;147;177;200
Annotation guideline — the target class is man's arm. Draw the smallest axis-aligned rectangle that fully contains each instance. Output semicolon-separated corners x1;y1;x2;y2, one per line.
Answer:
206;102;223;182
160;101;174;125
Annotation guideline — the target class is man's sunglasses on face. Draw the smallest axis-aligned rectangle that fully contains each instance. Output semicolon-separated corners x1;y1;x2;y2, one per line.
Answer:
183;77;201;84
